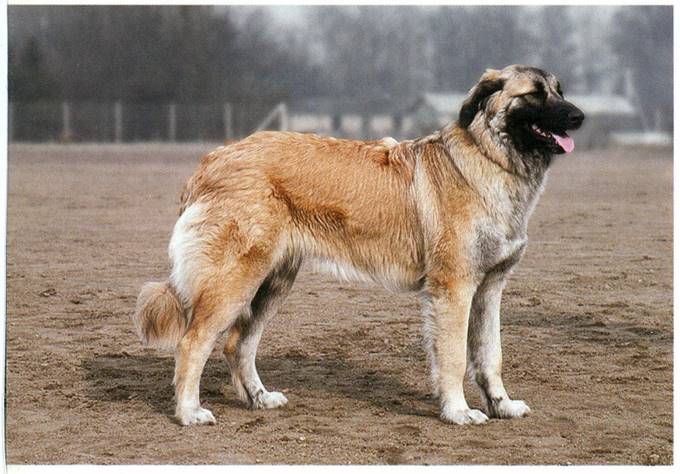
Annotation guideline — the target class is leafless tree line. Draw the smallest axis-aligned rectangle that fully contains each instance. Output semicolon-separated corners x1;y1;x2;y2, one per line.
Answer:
8;5;672;131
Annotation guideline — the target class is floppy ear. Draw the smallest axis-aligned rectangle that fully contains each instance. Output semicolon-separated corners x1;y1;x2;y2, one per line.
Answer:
458;69;504;128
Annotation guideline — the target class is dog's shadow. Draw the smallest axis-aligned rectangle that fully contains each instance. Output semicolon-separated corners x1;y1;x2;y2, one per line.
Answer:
81;350;434;419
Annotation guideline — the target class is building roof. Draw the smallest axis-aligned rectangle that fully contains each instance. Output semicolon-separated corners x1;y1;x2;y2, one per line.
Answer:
288;93;637;118
409;92;637;117
413;93;467;116
566;95;637;116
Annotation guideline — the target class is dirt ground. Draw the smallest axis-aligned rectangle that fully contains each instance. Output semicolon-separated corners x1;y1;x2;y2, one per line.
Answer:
5;142;673;465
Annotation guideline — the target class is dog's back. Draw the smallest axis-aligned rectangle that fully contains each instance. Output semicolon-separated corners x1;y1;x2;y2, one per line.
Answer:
177;131;427;290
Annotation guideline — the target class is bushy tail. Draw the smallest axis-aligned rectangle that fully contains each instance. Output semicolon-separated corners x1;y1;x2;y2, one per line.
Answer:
132;281;186;351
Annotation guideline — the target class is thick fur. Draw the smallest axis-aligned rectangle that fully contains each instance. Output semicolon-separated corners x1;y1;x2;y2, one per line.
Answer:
133;65;583;426
132;281;186;352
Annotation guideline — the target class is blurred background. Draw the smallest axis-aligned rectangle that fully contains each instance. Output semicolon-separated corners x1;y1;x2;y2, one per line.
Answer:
7;4;673;147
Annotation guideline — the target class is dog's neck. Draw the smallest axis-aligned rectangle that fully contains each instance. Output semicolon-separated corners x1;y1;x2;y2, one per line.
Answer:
437;120;551;232
460;113;551;181
439;117;551;191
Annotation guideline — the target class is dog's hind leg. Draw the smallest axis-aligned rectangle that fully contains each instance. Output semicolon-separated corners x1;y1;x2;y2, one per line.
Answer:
223;255;301;409
223;312;251;405
174;260;275;426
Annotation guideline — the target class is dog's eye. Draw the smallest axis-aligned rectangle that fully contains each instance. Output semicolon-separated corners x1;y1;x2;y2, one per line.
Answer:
523;91;544;101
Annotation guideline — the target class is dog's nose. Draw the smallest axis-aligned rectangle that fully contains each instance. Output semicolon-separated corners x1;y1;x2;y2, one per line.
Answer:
568;109;585;128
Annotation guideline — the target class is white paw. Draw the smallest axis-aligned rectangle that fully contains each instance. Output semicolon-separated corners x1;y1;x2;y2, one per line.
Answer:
177;406;216;426
255;391;288;409
441;406;489;425
494;399;531;419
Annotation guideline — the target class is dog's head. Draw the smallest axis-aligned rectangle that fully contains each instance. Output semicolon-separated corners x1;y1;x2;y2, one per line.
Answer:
459;65;585;155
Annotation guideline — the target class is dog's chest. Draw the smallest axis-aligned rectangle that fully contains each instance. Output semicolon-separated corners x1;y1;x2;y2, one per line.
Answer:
473;220;527;275
471;179;543;275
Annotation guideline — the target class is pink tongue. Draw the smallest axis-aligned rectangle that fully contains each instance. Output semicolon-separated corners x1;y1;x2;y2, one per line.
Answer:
551;133;574;153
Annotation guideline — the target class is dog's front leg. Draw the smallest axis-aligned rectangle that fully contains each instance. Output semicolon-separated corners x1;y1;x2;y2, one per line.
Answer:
423;276;488;425
467;270;531;419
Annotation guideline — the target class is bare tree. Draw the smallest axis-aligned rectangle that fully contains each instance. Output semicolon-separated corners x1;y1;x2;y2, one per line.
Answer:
611;5;673;131
428;6;533;90
9;35;59;100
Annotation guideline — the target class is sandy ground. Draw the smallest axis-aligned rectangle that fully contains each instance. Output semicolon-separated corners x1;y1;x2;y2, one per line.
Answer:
5;142;673;465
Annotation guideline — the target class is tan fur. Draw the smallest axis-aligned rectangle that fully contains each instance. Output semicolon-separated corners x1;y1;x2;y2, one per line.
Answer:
134;65;582;425
132;281;186;352
164;128;493;424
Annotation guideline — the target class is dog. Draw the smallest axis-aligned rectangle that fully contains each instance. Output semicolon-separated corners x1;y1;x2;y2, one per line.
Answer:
132;65;584;426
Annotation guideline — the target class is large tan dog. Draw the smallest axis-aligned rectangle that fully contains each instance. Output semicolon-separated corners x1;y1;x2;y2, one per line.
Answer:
133;65;584;426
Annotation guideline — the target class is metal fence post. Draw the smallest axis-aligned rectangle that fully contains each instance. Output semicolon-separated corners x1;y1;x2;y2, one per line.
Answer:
255;102;289;133
114;102;123;143
224;103;233;140
62;102;72;141
8;102;14;142
168;103;177;142
279;103;289;131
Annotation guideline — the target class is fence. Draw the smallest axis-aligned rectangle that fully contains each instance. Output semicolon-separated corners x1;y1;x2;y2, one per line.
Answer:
9;101;283;143
9;99;663;147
